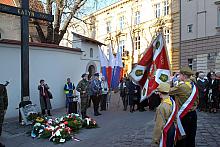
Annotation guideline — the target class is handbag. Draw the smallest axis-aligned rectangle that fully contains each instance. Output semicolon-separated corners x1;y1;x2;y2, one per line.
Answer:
47;90;53;99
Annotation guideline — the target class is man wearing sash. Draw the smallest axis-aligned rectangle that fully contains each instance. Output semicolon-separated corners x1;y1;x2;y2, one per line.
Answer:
169;67;199;147
152;82;177;147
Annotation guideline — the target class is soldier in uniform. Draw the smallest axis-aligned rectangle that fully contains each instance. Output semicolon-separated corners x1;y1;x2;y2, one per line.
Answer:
152;82;176;147
169;67;199;147
0;83;8;147
76;73;89;119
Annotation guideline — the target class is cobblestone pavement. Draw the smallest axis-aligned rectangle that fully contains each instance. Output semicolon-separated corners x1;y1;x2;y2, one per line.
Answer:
1;92;220;147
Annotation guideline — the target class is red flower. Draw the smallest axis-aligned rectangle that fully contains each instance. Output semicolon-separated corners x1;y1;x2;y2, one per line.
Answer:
64;121;68;125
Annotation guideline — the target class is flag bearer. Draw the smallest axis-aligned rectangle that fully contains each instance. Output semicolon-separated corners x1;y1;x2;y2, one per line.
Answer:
169;67;199;147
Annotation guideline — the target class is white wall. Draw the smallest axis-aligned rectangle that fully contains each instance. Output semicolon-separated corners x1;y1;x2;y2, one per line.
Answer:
0;43;99;118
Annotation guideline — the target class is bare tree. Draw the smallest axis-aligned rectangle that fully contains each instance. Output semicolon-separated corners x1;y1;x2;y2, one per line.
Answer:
32;0;87;44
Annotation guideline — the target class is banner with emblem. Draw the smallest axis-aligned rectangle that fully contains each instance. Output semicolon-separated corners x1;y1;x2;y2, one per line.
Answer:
141;33;170;101
130;33;171;102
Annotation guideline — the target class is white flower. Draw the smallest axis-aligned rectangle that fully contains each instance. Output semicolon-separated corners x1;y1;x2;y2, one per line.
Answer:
59;123;65;129
60;139;65;143
34;123;41;127
55;130;61;136
85;118;91;125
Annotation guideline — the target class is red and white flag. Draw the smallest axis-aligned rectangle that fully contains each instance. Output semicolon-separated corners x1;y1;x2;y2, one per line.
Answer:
107;46;115;88
129;43;154;83
130;33;171;102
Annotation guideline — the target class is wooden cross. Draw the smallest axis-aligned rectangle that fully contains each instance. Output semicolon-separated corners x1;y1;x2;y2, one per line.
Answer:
0;1;54;101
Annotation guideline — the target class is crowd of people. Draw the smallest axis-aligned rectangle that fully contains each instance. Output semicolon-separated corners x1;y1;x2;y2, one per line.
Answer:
0;67;220;147
151;67;220;147
37;72;111;119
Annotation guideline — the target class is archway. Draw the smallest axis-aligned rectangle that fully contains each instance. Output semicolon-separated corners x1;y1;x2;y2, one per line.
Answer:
86;61;97;80
88;65;95;79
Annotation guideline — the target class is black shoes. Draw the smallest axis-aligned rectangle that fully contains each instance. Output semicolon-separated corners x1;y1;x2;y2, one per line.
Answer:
94;112;102;116
0;142;5;147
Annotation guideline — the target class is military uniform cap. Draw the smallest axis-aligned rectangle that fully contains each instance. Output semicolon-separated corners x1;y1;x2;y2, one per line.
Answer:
180;66;194;76
157;82;170;93
94;73;99;77
81;73;88;78
216;72;220;79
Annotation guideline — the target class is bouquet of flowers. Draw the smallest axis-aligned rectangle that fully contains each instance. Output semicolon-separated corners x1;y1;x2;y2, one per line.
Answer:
63;114;82;131
83;117;98;129
30;113;84;143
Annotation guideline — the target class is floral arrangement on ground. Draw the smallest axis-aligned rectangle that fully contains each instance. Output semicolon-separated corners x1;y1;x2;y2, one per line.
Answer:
29;113;98;144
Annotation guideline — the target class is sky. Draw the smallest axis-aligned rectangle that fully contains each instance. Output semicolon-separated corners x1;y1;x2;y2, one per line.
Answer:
81;0;119;15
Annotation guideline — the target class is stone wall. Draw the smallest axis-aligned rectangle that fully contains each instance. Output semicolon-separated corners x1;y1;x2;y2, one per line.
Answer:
181;35;220;73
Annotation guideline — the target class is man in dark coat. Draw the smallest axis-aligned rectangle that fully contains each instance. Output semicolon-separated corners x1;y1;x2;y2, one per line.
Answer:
76;73;90;118
119;77;129;111
0;83;8;147
90;73;102;116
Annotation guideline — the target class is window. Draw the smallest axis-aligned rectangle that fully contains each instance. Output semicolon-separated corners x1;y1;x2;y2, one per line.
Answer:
119;16;125;30
218;8;220;26
187;24;193;33
119;40;125;54
134;11;140;25
90;48;93;58
164;29;170;44
106;21;111;33
164;0;169;16
188;58;193;69
134;36;140;50
155;3;161;18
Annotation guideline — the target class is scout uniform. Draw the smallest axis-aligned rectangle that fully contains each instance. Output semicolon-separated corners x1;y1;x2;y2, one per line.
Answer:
169;67;198;147
76;73;89;118
152;83;177;147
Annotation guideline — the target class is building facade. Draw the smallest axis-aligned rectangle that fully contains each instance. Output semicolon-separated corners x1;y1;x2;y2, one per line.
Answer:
181;0;220;73
73;0;180;74
0;0;48;42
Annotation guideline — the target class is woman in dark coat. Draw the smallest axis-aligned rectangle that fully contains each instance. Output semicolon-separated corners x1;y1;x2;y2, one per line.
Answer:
197;72;209;111
128;80;141;112
208;73;220;113
38;79;52;116
119;77;129;111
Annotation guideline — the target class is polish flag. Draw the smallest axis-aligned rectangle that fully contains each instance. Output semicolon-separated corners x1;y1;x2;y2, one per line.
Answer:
98;46;109;81
111;49;123;89
107;46;115;88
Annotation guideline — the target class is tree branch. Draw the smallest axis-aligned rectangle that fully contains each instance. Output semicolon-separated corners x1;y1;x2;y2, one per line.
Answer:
33;21;46;43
